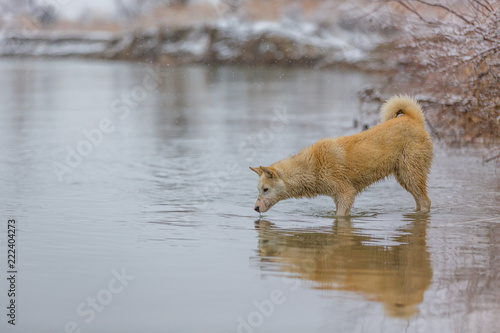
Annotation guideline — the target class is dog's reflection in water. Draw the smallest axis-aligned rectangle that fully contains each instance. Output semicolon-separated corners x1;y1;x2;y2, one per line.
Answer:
254;216;432;318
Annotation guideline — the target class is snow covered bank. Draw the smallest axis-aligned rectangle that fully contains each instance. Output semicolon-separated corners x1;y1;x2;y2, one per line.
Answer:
0;18;384;67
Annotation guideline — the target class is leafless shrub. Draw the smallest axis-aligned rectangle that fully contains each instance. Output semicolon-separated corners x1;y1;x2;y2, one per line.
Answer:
386;0;500;144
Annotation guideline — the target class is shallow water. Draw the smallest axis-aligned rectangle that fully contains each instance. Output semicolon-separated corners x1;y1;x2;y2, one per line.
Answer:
0;59;499;333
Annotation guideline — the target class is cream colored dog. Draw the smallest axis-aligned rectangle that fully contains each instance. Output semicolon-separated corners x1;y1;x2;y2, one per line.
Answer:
250;95;433;216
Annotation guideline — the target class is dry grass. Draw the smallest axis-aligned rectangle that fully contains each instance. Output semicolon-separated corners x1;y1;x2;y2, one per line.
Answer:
132;0;366;27
133;2;219;28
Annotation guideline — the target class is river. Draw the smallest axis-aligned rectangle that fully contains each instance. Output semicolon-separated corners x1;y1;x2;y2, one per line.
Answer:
0;58;499;333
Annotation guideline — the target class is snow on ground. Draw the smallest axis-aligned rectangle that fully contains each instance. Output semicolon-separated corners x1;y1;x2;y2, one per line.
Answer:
0;16;386;66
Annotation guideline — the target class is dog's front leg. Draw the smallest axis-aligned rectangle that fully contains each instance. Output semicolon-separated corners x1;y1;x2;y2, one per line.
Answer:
333;190;355;217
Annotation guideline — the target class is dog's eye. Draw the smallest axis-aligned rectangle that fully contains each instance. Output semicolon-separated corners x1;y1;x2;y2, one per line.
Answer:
263;188;269;193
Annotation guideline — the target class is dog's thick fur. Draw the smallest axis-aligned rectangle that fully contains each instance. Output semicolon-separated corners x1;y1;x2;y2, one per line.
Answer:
250;95;433;216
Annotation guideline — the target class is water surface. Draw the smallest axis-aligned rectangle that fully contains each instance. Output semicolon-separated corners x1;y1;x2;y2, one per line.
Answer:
0;59;499;333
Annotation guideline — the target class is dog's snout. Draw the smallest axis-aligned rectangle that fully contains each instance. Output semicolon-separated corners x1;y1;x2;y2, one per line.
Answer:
254;206;260;212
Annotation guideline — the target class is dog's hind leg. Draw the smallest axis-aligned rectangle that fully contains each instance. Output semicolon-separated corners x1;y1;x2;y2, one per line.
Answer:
394;165;431;213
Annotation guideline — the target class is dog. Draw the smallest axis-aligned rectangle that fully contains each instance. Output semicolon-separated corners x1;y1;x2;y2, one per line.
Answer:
250;95;433;216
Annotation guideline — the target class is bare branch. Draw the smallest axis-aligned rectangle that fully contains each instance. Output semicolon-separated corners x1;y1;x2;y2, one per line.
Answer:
394;0;432;24
412;0;473;24
390;0;500;143
480;0;495;12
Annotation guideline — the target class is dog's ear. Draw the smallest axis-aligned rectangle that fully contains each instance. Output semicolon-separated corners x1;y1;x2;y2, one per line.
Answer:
260;166;277;179
249;166;263;176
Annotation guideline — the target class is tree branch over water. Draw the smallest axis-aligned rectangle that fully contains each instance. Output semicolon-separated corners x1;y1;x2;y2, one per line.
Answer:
384;0;500;144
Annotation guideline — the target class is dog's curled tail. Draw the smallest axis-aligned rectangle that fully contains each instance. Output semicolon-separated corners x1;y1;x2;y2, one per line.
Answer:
380;95;425;124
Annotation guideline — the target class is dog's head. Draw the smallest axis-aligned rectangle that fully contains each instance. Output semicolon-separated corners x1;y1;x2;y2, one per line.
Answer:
250;166;287;213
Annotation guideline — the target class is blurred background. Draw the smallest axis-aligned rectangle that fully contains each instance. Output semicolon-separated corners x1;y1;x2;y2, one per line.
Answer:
1;0;499;147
